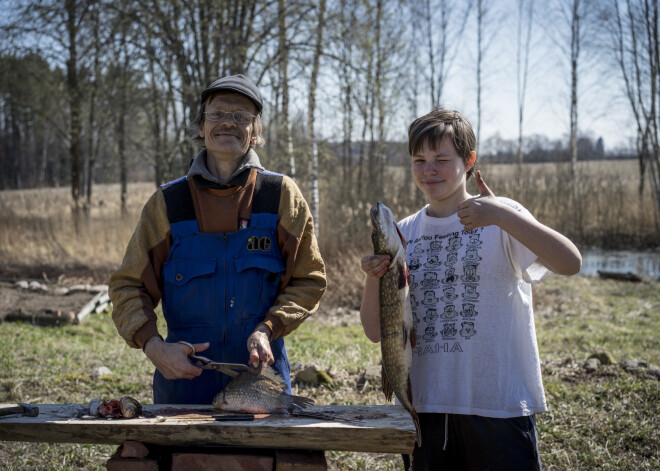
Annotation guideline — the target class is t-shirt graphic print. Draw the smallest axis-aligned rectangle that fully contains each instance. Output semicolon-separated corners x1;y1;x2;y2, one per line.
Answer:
398;200;550;418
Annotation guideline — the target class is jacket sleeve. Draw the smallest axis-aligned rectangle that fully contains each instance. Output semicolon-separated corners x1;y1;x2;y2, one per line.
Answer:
109;189;172;349
261;176;327;339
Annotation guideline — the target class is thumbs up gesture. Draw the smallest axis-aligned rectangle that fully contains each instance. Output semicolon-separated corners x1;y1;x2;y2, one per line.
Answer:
457;170;501;231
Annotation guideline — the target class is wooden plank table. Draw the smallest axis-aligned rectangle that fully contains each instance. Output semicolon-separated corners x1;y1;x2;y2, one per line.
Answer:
0;403;416;454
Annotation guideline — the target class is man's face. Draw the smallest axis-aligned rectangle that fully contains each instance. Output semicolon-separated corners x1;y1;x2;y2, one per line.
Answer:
199;93;257;162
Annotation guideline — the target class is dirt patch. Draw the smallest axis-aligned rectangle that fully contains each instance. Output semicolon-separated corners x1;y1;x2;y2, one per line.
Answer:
0;264;113;322
0;281;98;322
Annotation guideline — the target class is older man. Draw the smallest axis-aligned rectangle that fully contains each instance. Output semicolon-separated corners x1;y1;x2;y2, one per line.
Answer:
109;74;326;404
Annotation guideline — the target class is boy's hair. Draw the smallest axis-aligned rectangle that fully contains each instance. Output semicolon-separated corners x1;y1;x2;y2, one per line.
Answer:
408;108;477;180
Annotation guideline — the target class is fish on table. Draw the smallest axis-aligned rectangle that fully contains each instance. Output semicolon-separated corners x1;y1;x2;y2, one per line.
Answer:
370;201;422;446
213;365;313;415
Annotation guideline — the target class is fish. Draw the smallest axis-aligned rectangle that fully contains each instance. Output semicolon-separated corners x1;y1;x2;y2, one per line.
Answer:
212;365;314;414
87;396;143;419
119;395;143;419
370;201;422;446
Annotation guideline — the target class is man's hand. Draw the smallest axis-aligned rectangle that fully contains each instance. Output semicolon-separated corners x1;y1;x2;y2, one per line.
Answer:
457;170;502;231
143;337;209;380
361;254;391;278
247;326;275;368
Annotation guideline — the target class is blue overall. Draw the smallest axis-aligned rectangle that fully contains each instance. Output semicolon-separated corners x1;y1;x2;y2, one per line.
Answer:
153;208;291;404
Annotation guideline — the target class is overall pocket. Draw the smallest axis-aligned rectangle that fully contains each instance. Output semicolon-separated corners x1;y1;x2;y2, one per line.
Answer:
233;254;285;321
163;258;217;328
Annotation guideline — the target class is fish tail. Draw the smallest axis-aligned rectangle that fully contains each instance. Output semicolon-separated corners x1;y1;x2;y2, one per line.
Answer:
292;395;315;409
407;379;422;446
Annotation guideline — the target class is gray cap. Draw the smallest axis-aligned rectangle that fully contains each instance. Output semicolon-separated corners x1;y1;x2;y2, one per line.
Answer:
200;74;263;114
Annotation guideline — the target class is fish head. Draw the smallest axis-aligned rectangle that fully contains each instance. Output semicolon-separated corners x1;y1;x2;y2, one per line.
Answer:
370;202;406;256
212;390;228;410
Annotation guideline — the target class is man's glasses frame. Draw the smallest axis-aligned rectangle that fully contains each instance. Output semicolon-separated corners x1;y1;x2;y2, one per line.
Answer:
204;110;255;125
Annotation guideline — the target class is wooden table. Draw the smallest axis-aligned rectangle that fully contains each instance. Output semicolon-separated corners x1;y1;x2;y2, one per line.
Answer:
0;403;416;454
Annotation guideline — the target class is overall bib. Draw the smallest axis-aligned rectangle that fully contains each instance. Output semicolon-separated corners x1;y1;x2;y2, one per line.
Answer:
153;175;291;404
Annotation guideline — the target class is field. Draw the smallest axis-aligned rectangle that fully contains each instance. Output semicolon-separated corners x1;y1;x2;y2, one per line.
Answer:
0;160;659;469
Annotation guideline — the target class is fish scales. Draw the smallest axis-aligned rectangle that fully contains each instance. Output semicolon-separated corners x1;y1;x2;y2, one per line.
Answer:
371;201;422;446
213;365;314;414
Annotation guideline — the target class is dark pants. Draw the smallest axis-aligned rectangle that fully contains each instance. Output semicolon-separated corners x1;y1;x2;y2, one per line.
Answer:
403;413;542;471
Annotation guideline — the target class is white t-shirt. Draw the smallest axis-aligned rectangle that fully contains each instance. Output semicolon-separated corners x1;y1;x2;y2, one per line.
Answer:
398;198;550;418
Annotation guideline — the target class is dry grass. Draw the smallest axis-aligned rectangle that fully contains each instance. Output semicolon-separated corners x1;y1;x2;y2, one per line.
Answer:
0;183;155;269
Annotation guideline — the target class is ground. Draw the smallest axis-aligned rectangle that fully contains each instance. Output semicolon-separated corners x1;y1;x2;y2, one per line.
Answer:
0;263;113;322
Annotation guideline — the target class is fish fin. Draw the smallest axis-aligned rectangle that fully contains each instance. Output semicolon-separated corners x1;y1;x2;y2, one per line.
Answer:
254;364;287;389
394;222;407;249
292;395;315;409
410;327;417;348
407;380;422;447
398;262;408;289
381;364;393;402
292;407;338;421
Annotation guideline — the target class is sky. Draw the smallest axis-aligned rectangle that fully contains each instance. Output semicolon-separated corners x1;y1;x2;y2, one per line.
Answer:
302;0;638;154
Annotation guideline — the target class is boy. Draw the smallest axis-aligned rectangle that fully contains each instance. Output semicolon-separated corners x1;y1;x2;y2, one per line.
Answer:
360;109;581;470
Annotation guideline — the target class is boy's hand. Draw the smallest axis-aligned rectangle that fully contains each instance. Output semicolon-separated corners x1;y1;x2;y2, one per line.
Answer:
458;171;502;230
361;254;391;278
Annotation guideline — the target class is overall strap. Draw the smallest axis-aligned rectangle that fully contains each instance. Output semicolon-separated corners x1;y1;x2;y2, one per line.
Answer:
251;170;283;226
161;176;196;226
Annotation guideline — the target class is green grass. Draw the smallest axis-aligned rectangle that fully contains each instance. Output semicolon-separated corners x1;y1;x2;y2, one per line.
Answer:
0;275;658;470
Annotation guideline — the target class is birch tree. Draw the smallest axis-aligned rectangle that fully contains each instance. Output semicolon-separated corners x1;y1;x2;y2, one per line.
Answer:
609;0;660;220
307;0;326;234
515;0;535;191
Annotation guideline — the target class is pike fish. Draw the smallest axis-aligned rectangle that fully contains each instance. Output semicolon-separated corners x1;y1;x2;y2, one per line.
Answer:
370;201;422;446
212;365;314;414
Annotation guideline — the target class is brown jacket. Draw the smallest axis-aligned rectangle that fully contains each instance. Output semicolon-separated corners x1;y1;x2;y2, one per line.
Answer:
109;152;326;349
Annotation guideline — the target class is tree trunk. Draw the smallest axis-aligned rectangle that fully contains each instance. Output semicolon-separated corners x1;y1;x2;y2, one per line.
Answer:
307;0;326;236
66;0;82;219
278;0;294;179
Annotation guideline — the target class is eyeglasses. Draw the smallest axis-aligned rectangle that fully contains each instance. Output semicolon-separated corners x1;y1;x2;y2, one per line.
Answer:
204;110;255;124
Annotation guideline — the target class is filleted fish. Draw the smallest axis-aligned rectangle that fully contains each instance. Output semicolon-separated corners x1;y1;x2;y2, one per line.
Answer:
370;201;422;446
212;365;314;414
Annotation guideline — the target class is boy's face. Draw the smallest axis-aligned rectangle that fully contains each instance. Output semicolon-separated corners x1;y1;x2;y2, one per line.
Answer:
411;137;472;209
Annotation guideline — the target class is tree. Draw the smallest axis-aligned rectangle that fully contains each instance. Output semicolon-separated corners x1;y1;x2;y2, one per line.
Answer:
515;0;535;192
306;0;326;234
608;0;660;221
424;0;471;108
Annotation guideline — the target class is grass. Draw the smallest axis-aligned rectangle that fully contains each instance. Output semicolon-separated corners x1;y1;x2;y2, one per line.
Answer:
0;275;658;470
0;161;658;469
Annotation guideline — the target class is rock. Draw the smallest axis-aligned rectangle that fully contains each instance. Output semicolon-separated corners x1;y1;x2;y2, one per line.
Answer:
53;286;70;296
28;280;48;292
15;280;29;290
290;361;303;372
620;359;648;372
120;441;150;459
584;358;600;373
364;365;381;382
588;351;616;365
356;365;382;390
295;365;332;385
91;366;113;377
648;365;660;379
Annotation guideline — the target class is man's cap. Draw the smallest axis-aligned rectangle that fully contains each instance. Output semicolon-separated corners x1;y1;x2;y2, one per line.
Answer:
200;74;263;113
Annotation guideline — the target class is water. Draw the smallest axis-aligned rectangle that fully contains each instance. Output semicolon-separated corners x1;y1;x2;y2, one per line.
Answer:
579;248;660;281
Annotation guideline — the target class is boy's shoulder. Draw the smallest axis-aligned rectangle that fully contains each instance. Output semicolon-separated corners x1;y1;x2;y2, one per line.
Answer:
496;196;532;217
